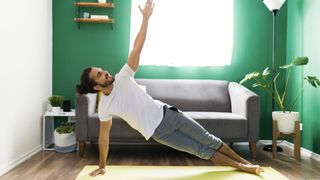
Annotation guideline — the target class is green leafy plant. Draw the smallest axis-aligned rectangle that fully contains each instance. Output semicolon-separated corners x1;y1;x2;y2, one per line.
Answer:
48;95;64;107
56;122;75;134
240;56;320;113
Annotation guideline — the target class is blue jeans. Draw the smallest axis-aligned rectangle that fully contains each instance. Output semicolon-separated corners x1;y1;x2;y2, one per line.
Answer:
152;106;223;160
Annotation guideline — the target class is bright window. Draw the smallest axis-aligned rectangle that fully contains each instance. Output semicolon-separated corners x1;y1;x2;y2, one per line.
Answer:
130;0;234;66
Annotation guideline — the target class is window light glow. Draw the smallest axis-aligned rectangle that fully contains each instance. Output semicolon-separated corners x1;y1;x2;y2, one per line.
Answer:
130;0;234;66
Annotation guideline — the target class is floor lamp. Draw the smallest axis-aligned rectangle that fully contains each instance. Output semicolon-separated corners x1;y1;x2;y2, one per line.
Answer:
262;0;286;152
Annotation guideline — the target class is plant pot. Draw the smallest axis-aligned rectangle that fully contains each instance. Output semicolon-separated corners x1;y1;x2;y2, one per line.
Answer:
272;111;299;134
54;130;76;153
52;106;61;113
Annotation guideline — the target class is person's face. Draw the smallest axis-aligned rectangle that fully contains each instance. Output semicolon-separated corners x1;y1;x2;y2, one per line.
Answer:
89;67;115;90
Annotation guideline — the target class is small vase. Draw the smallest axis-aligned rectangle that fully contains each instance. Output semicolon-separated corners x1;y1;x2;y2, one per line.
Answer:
272;111;299;134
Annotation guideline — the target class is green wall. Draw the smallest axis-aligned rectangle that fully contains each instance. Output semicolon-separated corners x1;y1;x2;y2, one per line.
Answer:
53;0;288;139
287;0;320;154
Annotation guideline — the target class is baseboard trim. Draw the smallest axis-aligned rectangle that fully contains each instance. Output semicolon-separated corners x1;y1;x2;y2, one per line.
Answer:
0;145;42;176
259;140;320;162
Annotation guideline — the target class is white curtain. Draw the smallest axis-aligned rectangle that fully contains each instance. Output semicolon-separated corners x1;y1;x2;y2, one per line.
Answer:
130;0;234;66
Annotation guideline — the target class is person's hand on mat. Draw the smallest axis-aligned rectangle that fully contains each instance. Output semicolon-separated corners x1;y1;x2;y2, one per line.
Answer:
89;167;106;177
138;0;155;20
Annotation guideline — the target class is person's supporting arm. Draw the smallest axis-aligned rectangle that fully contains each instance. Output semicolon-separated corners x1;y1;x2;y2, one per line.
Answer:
89;119;112;177
127;0;155;72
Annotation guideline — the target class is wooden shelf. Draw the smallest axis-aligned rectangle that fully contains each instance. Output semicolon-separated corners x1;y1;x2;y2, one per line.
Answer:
74;2;115;8
74;1;115;29
74;18;114;23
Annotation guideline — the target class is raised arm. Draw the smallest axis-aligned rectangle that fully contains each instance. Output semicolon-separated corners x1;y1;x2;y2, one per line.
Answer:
127;0;154;72
89;119;112;177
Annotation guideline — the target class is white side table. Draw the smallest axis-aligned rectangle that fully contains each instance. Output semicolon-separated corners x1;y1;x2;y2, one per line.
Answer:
42;111;76;151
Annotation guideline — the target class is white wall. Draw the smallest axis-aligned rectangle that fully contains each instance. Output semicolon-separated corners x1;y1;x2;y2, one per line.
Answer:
0;0;52;176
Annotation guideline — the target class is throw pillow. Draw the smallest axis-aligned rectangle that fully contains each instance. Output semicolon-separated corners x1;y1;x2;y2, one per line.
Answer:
95;92;102;112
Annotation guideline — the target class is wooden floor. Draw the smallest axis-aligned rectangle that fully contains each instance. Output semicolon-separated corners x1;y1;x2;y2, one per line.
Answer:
1;142;320;180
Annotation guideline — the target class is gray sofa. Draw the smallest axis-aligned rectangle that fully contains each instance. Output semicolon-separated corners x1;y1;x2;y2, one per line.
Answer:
76;79;260;158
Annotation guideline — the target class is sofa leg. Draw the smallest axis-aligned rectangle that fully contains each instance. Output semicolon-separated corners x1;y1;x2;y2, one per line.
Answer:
249;142;257;159
78;140;86;157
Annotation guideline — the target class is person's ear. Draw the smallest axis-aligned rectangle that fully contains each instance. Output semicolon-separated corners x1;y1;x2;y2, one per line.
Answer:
93;85;101;91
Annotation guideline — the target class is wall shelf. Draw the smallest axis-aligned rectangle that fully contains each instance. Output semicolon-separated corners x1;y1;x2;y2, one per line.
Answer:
74;1;115;29
74;2;115;8
74;18;114;24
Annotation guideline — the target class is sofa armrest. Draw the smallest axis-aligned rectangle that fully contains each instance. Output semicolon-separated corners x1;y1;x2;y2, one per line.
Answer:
228;82;260;141
75;93;97;141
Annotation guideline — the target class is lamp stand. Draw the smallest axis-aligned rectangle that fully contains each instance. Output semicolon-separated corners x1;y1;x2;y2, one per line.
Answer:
263;10;283;152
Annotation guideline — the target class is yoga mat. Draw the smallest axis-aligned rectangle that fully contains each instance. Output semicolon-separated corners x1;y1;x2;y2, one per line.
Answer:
76;165;288;180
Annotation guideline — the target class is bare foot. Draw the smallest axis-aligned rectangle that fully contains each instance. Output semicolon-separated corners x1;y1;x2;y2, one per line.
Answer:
239;164;264;175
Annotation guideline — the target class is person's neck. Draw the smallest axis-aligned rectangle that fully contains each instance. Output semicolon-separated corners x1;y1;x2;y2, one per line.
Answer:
101;84;113;96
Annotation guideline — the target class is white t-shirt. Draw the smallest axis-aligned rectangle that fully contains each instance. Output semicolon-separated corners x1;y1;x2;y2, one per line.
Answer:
98;64;165;140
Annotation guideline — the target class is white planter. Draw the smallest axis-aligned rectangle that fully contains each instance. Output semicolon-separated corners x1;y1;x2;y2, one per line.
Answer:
54;130;76;153
272;111;299;134
52;106;61;113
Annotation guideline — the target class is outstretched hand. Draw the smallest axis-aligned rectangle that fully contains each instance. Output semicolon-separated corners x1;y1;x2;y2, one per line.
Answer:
138;0;155;19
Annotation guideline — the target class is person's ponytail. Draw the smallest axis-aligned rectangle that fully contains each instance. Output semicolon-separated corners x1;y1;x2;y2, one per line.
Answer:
76;84;86;95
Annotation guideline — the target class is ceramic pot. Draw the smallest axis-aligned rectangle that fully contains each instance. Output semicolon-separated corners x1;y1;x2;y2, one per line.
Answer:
272;111;299;134
54;130;76;153
51;107;60;113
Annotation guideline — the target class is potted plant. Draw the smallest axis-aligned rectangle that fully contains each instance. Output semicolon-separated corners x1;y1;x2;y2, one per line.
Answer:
54;122;76;153
48;95;64;113
240;56;320;134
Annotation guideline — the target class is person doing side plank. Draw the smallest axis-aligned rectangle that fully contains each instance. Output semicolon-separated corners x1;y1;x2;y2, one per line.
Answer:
76;0;264;177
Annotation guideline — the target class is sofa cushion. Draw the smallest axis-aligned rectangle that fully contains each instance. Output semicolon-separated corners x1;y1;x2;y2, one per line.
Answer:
95;92;102;112
136;79;231;112
88;111;248;140
87;114;99;138
183;112;247;139
87;114;143;139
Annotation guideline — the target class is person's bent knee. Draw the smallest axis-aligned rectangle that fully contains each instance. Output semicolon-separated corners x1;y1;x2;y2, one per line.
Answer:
216;142;225;151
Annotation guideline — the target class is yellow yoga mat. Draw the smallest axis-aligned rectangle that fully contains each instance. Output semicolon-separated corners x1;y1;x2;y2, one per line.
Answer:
76;165;288;180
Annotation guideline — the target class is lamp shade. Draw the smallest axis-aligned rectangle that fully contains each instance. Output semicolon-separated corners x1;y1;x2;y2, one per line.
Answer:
263;0;286;11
